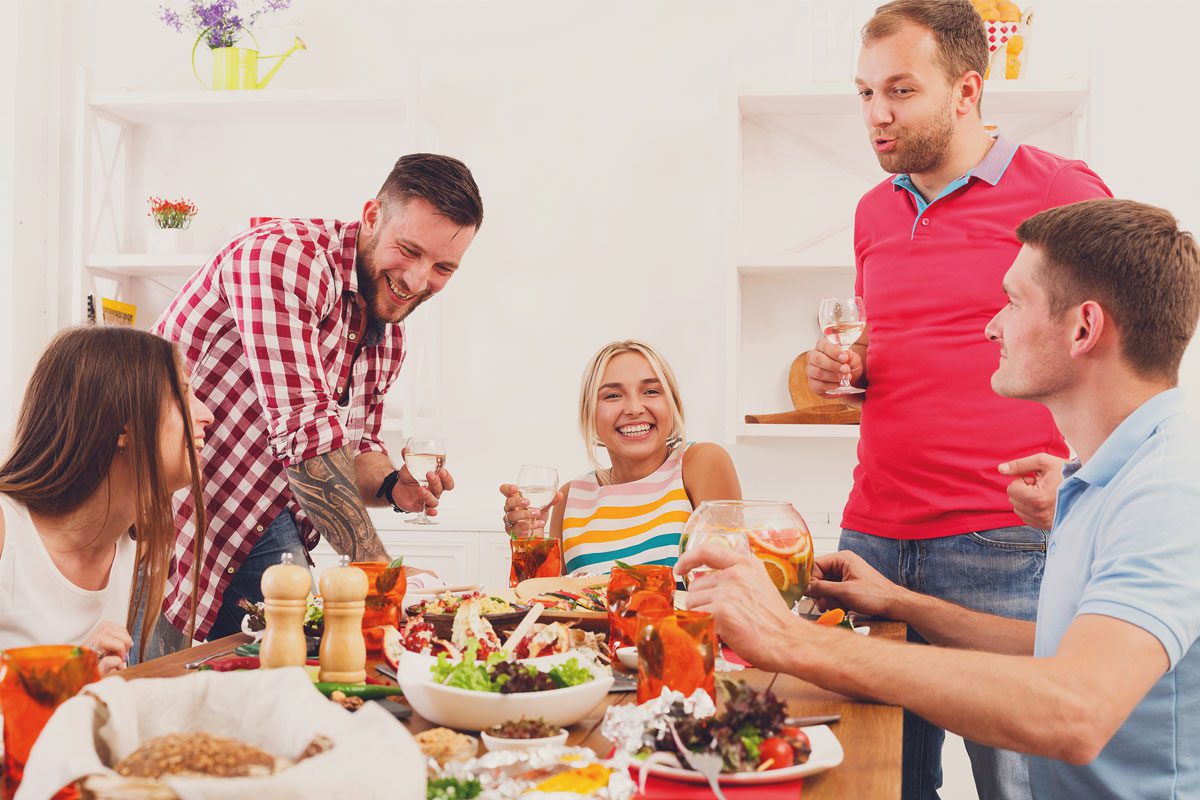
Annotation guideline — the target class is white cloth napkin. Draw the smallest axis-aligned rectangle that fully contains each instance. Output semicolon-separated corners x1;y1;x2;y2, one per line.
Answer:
402;572;448;605
17;668;423;800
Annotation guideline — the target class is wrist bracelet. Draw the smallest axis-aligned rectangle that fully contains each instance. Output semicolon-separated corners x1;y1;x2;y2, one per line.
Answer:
376;469;404;513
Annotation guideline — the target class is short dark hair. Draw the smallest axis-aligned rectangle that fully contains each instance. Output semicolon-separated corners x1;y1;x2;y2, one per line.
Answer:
863;0;990;85
1017;198;1200;382
378;153;483;229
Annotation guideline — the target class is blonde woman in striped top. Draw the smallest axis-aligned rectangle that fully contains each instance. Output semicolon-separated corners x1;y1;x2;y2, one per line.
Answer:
500;340;741;574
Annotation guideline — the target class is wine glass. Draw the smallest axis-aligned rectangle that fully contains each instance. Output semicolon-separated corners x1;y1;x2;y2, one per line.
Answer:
403;435;446;525
515;464;559;538
818;296;867;396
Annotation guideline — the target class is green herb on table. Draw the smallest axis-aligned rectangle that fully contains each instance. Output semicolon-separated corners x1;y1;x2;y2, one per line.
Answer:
427;776;482;800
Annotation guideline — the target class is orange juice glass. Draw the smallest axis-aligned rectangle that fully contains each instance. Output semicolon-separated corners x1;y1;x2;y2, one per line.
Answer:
508;535;563;587
606;564;675;659
0;645;100;799
635;608;716;704
351;561;406;656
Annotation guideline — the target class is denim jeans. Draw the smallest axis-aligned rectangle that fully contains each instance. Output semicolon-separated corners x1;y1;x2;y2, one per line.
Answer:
128;510;310;663
841;526;1048;800
208;509;311;640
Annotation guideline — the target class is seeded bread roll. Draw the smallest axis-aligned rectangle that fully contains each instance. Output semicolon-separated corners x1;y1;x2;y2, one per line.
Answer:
114;733;288;778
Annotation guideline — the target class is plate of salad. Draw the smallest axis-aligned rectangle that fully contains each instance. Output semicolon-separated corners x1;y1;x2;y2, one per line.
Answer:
398;640;614;730
633;680;844;784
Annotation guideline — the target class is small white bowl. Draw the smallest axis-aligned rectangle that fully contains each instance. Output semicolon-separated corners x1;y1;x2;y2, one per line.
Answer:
480;727;569;753
615;646;638;670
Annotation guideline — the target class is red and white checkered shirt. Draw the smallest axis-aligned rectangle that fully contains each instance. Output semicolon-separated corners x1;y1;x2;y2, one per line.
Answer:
153;219;406;639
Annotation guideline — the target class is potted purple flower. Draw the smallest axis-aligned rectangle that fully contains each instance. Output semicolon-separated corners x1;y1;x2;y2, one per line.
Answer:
159;1;306;91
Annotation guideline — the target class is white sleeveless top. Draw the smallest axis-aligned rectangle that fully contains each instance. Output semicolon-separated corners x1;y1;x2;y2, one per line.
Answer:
0;494;138;650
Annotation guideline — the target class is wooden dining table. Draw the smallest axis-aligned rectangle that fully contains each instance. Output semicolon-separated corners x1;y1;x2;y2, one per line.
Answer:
123;623;904;798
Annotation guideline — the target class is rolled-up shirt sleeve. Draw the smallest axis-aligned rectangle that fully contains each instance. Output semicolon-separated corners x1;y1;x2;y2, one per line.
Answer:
222;235;347;466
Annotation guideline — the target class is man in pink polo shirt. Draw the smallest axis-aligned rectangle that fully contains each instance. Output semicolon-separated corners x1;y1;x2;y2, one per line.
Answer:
806;2;1110;799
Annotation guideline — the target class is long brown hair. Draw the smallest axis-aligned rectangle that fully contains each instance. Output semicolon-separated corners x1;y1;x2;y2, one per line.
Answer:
0;326;206;655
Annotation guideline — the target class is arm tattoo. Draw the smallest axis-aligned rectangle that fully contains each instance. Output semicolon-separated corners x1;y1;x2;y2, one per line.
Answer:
286;445;389;562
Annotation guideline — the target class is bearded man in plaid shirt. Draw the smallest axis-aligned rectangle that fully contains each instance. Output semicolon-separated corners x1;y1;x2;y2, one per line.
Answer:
139;154;483;657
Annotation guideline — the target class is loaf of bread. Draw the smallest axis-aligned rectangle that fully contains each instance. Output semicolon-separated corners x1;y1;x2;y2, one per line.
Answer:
113;733;289;779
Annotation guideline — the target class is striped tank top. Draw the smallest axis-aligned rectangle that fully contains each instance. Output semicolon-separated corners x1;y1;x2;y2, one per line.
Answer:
561;443;693;574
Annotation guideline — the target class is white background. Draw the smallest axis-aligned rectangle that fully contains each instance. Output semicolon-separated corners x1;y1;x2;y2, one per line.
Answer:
4;3;1200;795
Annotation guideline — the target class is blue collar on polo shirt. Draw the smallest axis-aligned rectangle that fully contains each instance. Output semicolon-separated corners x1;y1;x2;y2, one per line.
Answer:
891;134;1020;220
1054;388;1188;524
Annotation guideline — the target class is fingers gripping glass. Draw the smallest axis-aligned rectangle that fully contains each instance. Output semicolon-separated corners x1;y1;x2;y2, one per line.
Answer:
403;436;446;525
818;296;867;396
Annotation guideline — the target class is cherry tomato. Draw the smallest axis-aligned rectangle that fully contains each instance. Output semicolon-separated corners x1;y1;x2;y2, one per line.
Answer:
779;725;812;751
758;737;794;770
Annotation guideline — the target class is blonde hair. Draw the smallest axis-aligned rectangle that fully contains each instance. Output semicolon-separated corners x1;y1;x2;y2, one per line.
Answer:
578;340;686;474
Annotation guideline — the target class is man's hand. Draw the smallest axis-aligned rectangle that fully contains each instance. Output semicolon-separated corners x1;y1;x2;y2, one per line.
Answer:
807;550;908;618
676;544;800;672
807;338;865;404
85;620;133;676
391;450;456;517
999;453;1064;530
499;484;564;536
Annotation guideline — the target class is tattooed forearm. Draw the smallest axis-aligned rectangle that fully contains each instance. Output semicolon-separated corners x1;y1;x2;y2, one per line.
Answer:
286;445;390;562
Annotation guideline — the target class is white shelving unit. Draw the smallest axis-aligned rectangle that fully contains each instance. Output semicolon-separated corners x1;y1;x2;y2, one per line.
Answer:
729;79;1090;442
72;66;431;438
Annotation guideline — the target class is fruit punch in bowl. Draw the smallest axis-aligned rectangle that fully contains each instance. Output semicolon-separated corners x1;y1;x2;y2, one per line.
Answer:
680;500;813;610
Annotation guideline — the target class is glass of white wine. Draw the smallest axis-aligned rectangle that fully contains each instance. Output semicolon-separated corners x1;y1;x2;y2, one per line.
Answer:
818;296;867;396
403;435;446;526
516;464;559;538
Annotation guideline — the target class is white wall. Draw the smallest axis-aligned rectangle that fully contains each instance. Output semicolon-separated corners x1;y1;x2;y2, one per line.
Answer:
4;0;1199;525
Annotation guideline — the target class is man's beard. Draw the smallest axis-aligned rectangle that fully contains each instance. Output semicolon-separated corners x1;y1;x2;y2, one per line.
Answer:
872;103;955;175
356;247;428;325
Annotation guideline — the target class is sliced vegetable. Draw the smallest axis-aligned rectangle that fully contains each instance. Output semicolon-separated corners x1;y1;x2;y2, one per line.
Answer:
313;682;403;699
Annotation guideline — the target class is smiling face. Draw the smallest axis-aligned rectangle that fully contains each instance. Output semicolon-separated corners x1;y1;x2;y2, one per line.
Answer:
985;246;1076;402
856;24;959;175
356;196;476;325
158;372;214;492
592;352;676;464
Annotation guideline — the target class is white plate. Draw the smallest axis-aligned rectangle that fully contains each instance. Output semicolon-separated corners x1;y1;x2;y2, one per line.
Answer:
399;662;615;731
637;724;843;785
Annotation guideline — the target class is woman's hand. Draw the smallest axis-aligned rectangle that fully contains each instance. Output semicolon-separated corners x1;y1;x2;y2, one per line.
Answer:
85;620;133;676
499;484;563;536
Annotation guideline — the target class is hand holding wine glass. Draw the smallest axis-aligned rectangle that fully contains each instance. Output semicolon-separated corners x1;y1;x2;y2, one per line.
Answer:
403;435;446;525
515;464;559;537
817;296;867;396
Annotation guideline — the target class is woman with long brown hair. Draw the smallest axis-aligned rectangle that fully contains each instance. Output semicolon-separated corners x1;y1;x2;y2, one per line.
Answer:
0;326;212;674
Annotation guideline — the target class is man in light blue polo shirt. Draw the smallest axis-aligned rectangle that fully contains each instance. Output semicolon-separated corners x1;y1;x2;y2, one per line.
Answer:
678;197;1200;799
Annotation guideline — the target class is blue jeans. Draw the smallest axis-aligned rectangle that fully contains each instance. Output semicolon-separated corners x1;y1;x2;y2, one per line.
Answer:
129;510;310;663
841;527;1048;800
208;509;311;640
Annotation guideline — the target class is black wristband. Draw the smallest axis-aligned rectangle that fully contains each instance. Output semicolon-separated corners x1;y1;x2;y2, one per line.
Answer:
376;469;404;513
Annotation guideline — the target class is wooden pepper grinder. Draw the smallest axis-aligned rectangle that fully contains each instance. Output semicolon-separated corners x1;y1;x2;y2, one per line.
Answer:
260;552;311;669
319;555;368;684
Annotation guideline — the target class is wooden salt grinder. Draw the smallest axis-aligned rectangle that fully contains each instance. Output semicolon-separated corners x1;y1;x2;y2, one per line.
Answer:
318;555;368;683
260;551;311;669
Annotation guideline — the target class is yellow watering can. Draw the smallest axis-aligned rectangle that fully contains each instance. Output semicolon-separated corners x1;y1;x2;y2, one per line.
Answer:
192;29;306;91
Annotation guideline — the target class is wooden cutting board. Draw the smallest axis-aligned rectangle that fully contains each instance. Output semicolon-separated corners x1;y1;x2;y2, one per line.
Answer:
744;353;860;424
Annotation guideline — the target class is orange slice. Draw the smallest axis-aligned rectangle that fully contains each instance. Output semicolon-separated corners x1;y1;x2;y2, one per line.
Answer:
758;553;798;591
816;608;845;627
749;528;808;558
